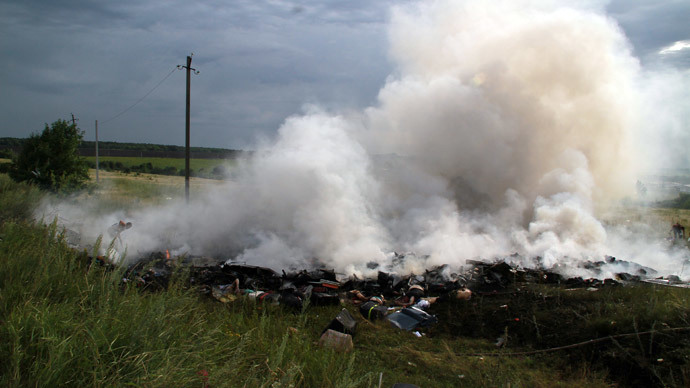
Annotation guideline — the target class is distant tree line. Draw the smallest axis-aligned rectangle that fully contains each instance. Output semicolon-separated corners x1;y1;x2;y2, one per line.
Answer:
0;137;247;159
78;148;245;159
0;138;25;148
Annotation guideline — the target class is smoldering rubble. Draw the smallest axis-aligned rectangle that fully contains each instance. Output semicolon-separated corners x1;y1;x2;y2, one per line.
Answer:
100;250;687;305
76;247;686;353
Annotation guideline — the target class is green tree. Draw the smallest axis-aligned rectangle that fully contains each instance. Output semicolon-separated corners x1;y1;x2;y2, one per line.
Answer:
10;119;89;192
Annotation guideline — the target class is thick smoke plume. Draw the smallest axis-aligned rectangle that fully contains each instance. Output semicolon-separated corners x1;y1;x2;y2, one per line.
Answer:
40;0;689;279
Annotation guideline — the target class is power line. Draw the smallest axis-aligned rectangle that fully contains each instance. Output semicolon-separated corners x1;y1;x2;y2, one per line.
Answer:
451;326;690;357
100;67;179;125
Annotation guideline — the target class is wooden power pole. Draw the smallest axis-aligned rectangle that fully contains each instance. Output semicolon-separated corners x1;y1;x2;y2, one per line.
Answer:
95;120;99;183
185;56;191;203
178;55;198;204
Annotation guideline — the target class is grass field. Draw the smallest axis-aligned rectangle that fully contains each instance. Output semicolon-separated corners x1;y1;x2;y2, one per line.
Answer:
597;204;690;241
3;155;232;172
79;169;227;213
1;174;689;387
84;156;233;172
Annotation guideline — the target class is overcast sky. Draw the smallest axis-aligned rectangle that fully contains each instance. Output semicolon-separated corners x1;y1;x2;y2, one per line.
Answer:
1;0;689;149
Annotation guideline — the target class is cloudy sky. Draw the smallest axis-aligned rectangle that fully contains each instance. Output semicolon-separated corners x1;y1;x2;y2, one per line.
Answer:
1;0;689;149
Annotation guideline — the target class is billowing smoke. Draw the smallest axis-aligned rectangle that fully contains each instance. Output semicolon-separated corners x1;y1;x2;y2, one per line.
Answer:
39;0;689;279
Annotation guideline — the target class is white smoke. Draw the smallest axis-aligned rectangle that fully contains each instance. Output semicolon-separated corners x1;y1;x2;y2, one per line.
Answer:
38;0;690;280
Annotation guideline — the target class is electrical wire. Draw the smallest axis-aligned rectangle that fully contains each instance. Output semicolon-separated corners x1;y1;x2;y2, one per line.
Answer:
100;67;179;125
452;326;690;357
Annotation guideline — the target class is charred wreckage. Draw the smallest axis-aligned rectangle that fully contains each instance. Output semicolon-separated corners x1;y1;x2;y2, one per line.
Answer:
89;248;687;339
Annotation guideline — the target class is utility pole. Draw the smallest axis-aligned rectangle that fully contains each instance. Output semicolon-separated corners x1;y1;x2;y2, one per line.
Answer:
66;113;78;127
178;54;199;204
95;120;99;183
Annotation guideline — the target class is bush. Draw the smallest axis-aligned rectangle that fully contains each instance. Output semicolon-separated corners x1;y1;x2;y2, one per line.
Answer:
9;119;89;192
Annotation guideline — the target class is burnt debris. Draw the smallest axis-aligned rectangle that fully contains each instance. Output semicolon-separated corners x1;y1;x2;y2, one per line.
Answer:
110;253;684;309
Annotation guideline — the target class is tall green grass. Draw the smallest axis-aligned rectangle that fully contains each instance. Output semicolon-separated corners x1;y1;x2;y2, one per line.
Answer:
108;177;181;201
0;174;43;223
0;220;376;387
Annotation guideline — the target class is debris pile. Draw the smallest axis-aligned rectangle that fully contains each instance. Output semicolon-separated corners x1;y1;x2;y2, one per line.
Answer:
101;251;690;342
83;247;690;386
319;309;357;352
110;252;688;302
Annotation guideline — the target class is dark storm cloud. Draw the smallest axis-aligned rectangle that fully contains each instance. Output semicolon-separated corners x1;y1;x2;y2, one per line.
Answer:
607;0;690;67
1;0;128;28
0;0;399;147
0;0;687;148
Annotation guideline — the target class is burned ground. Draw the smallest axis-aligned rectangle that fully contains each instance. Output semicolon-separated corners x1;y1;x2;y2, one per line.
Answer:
107;252;690;387
430;284;689;387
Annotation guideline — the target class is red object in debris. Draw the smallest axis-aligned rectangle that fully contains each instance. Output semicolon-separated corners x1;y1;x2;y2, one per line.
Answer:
514;318;520;322
197;369;210;388
166;250;170;260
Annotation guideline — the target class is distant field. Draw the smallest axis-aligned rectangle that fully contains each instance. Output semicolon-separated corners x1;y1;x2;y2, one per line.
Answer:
84;156;233;171
597;205;690;240
83;169;226;212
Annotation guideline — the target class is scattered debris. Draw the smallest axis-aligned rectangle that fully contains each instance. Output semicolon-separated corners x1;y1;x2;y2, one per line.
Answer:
109;249;690;359
454;288;472;300
387;306;438;331
318;329;353;352
359;300;390;321
322;308;357;336
113;252;690;305
211;284;237;303
642;276;690;288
